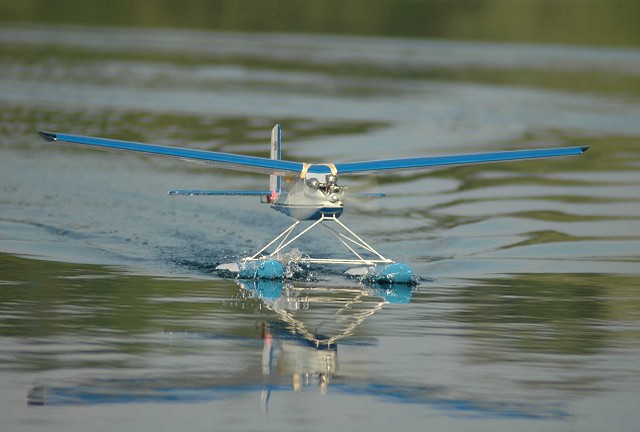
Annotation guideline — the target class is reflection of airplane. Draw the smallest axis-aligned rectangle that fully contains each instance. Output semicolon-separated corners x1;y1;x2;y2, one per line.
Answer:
260;320;336;399
26;281;566;420
240;279;413;305
237;280;409;348
244;280;410;411
27;372;567;421
39;125;587;282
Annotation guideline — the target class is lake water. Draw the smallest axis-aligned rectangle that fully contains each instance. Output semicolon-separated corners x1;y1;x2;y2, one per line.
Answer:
1;25;640;431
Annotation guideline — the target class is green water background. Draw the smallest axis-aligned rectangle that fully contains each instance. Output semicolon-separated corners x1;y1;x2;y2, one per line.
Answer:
3;0;640;47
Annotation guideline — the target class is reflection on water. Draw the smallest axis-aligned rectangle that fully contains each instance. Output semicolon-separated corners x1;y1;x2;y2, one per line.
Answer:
241;280;411;348
21;279;399;406
22;277;565;420
0;249;638;428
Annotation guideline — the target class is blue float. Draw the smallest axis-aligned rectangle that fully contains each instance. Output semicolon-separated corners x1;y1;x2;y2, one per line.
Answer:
238;260;284;280
367;262;415;285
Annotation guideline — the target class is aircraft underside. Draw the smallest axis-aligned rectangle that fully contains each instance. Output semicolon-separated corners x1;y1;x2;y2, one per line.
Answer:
271;203;344;221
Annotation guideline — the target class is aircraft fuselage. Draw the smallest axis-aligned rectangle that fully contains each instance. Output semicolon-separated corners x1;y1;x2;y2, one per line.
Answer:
270;174;345;221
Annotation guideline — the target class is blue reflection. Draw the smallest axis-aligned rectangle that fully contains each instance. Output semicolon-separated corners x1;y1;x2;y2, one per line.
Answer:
366;283;414;304
238;279;414;304
238;279;283;301
27;375;567;420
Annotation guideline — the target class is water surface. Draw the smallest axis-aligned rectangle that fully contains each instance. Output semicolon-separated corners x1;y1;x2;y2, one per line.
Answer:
1;25;639;432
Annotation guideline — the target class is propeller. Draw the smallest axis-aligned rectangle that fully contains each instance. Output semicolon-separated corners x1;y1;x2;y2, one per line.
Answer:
342;175;385;215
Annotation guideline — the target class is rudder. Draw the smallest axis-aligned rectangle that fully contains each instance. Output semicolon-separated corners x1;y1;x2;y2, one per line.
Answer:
270;124;282;193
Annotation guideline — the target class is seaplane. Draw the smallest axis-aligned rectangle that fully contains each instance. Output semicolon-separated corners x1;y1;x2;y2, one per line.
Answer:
39;125;588;283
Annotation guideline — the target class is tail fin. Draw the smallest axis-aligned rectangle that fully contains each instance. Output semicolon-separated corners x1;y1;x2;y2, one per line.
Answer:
270;124;282;193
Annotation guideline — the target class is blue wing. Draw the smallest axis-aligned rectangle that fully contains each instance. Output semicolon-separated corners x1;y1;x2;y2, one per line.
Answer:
40;131;588;178
324;146;589;176
39;131;304;177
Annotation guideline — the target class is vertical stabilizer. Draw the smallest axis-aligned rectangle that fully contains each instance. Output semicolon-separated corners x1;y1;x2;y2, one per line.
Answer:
270;124;282;192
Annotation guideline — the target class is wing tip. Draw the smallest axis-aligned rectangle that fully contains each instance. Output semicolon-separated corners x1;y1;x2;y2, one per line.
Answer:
580;146;590;153
38;131;57;142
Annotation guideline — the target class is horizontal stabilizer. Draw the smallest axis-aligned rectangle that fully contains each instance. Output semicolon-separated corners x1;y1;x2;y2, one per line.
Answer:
169;190;271;196
349;192;386;198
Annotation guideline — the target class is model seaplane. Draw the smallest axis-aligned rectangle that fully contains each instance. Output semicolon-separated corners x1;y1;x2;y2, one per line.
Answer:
39;125;588;283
